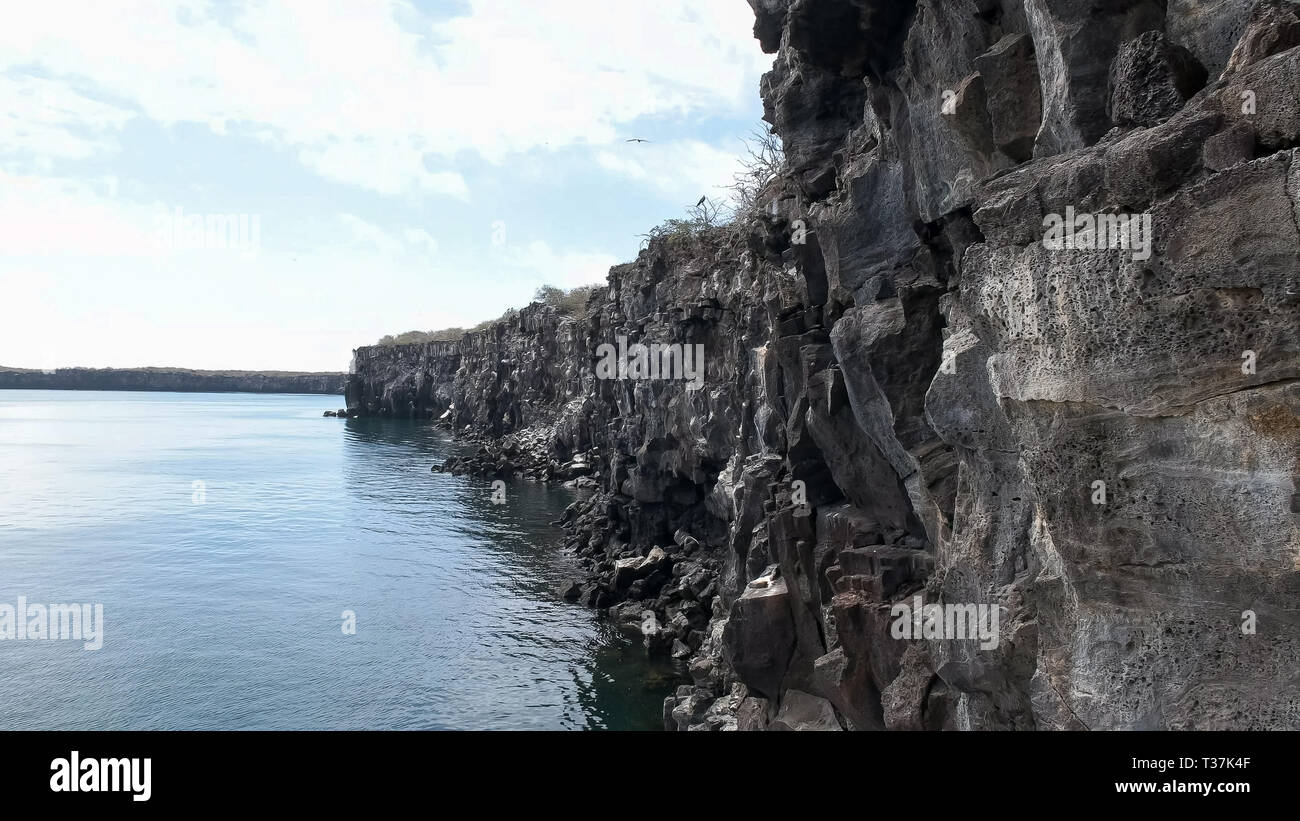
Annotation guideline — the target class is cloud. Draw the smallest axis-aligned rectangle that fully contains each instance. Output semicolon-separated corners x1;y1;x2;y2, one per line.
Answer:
0;1;773;371
402;227;440;258
339;213;440;260
299;138;470;198
0;0;769;195
595;139;748;203
499;240;619;290
0;75;134;165
0;172;154;256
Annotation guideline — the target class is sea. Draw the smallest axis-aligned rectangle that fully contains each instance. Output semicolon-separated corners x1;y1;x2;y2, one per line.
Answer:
0;390;678;730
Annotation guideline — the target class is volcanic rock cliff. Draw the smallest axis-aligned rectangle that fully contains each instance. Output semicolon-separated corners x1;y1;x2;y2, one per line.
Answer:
348;0;1300;730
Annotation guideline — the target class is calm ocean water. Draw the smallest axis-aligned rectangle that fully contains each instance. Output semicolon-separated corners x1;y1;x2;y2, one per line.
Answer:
0;390;677;730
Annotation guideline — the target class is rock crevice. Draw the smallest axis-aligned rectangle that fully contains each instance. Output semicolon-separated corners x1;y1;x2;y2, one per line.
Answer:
347;0;1300;730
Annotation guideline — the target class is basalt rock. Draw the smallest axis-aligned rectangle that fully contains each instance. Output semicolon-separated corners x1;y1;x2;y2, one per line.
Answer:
350;0;1300;730
1108;31;1208;128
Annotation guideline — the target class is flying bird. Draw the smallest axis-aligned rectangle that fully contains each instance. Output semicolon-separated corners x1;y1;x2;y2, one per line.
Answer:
626;138;650;143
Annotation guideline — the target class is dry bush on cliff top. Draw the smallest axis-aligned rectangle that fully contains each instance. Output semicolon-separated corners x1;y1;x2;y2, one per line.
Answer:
375;328;464;345
376;284;599;346
468;307;519;334
639;126;784;253
730;127;784;213
532;284;602;316
377;130;781;347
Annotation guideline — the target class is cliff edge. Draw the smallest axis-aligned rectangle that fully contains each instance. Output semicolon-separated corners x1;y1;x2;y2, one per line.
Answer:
348;0;1300;730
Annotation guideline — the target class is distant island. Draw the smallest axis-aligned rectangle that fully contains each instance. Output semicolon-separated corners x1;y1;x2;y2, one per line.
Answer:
0;366;346;395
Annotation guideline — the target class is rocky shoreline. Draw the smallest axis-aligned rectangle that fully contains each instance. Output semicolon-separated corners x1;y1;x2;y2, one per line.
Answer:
347;0;1300;731
427;420;732;727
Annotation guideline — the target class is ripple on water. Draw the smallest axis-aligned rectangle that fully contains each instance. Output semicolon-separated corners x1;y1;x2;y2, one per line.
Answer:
0;390;681;730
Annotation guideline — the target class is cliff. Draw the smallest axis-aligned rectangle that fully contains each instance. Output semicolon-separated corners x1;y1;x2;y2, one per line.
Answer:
0;366;346;395
347;0;1300;730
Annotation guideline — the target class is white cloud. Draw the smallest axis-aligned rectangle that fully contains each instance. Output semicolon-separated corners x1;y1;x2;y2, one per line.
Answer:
596;139;748;203
402;227;440;257
299;138;470;198
0;172;155;256
339;213;440;260
0;0;769;195
0;75;133;165
0;203;465;372
0;1;773;371
500;240;619;290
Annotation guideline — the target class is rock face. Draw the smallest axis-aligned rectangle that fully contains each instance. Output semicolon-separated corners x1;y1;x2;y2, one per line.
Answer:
349;0;1300;730
346;339;462;420
0;366;345;394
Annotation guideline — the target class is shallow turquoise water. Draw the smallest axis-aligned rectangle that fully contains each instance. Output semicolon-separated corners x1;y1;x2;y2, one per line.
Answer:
0;390;675;730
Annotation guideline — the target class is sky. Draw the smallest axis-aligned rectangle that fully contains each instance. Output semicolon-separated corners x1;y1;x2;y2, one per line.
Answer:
0;0;774;372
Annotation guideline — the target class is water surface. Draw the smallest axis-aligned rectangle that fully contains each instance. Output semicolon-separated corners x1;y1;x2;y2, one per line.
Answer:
0;390;675;730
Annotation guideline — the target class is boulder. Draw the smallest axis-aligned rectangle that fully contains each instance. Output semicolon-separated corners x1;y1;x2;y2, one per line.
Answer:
557;579;583;601
769;689;843;731
1107;30;1207;128
721;566;797;700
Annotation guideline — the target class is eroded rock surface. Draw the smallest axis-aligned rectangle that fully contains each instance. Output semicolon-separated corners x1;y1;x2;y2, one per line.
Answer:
348;0;1300;730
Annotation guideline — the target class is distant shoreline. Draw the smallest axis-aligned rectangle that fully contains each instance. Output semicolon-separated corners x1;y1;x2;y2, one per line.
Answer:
0;366;346;395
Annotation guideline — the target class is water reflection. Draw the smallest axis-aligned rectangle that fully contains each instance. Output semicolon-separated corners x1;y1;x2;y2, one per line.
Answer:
340;416;682;730
0;393;679;730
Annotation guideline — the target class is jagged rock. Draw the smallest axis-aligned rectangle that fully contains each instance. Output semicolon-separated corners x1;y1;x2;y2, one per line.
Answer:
882;644;956;731
735;695;770;731
345;0;1300;731
1108;31;1207;128
769;689;843;731
612;557;642;590
1202;121;1256;171
668;691;712;731
613;546;669;591
607;600;646;632
672;528;701;551
811;647;878;730
557;580;583;602
721;567;798;700
974;33;1042;163
1167;0;1255;81
1024;0;1165;156
1222;0;1300;75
